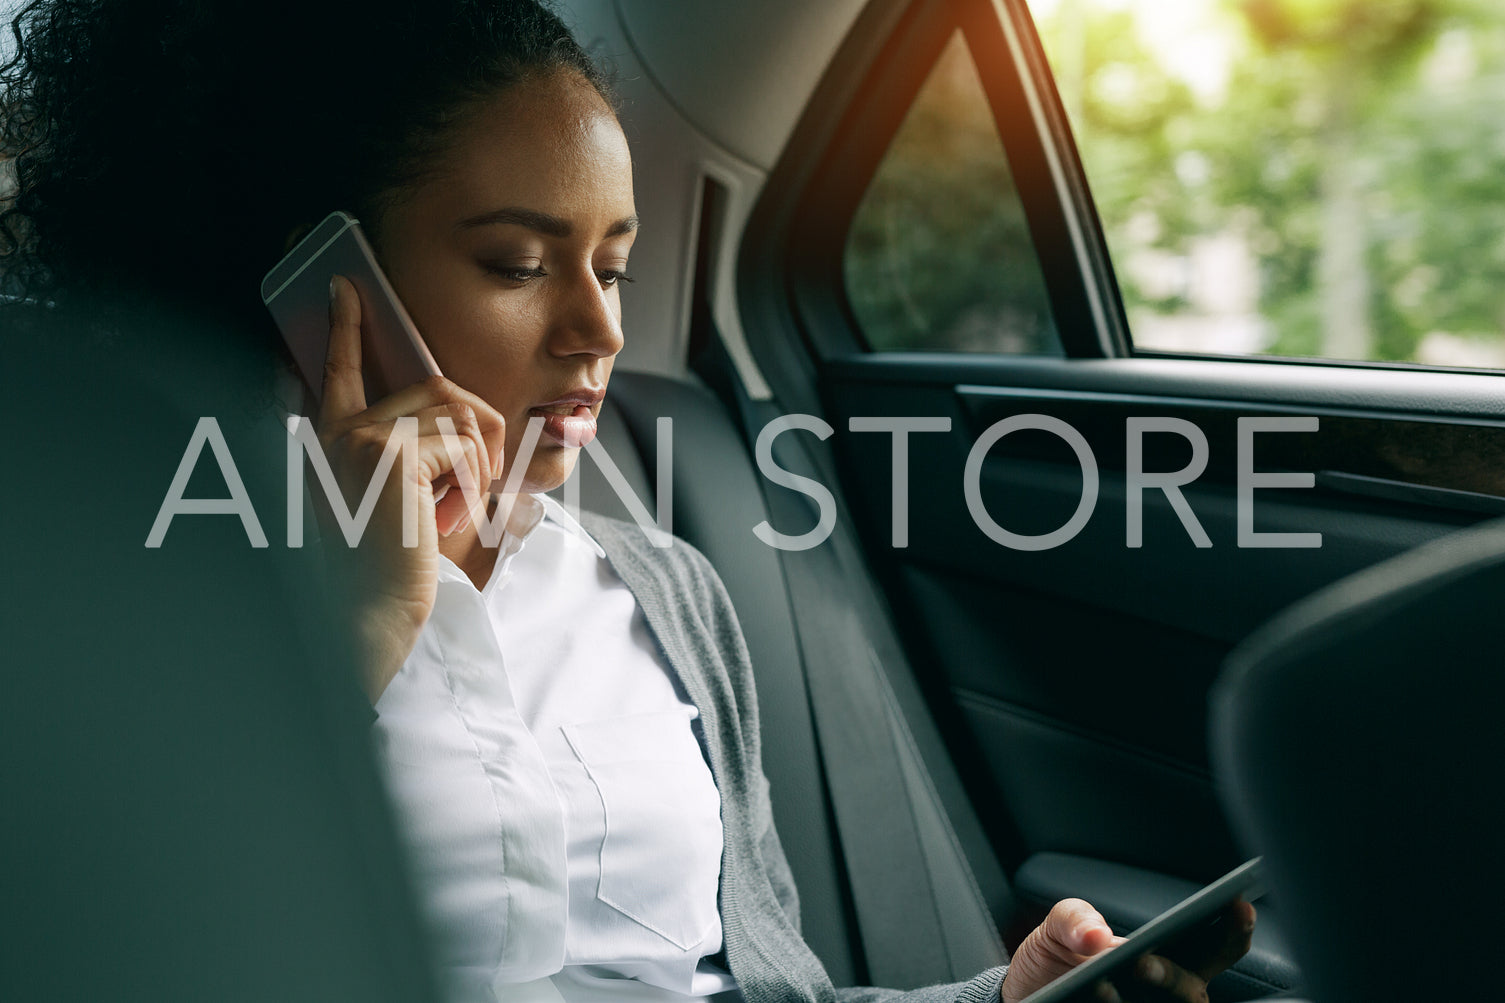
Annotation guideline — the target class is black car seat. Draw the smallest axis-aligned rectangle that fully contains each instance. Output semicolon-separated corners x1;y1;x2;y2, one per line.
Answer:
2;306;442;1003
1211;516;1505;1003
568;369;1013;988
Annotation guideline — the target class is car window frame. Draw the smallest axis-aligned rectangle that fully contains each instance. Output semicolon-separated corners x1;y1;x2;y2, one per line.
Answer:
743;0;1130;370
745;0;1505;383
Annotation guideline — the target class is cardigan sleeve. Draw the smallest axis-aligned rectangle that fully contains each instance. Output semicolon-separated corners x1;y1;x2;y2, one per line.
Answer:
751;765;804;935
671;536;802;935
833;969;1009;1003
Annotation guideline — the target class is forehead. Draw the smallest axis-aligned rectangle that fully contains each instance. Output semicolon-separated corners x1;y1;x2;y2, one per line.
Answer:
429;71;635;222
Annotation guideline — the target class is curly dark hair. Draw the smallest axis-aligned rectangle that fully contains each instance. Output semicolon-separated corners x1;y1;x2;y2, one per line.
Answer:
0;0;611;316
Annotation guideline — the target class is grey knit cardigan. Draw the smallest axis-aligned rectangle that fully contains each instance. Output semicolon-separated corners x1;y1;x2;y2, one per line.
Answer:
581;514;1008;1003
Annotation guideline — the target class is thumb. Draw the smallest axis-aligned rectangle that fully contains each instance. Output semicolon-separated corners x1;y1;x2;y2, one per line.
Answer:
1042;898;1118;957
1002;899;1123;1003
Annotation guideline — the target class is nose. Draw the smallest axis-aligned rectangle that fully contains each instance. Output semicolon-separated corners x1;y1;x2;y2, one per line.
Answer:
548;268;625;360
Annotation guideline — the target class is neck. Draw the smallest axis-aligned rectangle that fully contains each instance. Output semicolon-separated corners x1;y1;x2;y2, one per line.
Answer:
438;492;545;591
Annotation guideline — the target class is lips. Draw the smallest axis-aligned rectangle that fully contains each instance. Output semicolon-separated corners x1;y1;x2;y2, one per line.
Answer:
528;388;604;448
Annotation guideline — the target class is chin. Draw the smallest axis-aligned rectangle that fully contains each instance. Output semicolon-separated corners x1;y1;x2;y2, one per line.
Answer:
515;451;582;496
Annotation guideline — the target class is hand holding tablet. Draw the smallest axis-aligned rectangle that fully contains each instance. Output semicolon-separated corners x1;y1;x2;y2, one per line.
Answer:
1004;858;1262;1003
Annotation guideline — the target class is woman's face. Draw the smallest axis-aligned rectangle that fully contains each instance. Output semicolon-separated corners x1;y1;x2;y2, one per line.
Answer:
376;69;636;494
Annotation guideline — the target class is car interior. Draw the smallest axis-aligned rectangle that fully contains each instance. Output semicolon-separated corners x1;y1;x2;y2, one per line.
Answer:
5;0;1503;1000
558;0;1505;999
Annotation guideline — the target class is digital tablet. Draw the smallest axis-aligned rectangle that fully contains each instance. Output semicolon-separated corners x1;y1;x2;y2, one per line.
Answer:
1018;857;1264;1003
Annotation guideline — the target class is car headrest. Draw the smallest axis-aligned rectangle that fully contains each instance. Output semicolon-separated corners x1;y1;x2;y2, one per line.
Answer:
1211;516;1505;1003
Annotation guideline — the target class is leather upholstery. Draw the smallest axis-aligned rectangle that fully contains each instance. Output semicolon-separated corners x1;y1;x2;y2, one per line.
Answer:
1212;517;1505;1003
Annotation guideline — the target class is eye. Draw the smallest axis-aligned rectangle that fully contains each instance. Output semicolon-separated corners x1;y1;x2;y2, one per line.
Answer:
485;263;547;283
596;268;635;288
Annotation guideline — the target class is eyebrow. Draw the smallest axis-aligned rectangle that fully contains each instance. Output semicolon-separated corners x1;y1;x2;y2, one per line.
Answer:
456;206;639;239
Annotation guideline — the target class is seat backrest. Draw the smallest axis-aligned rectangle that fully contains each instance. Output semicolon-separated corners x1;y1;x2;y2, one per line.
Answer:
1211;517;1505;1003
3;306;441;1003
567;369;1010;987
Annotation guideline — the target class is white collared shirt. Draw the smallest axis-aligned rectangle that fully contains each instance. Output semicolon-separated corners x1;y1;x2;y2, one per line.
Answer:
372;496;738;1003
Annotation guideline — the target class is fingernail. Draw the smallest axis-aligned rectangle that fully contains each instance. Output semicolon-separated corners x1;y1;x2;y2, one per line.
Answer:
329;275;340;304
1141;957;1165;985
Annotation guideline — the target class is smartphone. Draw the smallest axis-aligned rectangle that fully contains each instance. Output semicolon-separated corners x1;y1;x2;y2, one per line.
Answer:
261;210;441;407
1018;857;1264;1003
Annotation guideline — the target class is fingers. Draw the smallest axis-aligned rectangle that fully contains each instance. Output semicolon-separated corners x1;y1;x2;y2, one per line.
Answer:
1190;899;1257;982
318;413;484;540
433;474;474;536
322;377;506;475
1092;980;1124;1003
320;274;367;425
1132;953;1208;1003
403;425;487;536
415;403;496;487
316;276;506;490
417;408;490;536
315;374;508;546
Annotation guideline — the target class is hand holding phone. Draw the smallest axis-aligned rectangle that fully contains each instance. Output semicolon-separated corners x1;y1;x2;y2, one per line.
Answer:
1011;859;1262;1003
264;214;507;703
315;275;509;700
262;211;442;405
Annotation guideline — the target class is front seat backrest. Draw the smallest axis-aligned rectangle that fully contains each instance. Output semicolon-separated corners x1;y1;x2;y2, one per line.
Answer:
1211;516;1505;1003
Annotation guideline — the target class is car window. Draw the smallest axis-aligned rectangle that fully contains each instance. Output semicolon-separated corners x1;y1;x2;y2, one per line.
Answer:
1026;0;1505;369
843;31;1062;356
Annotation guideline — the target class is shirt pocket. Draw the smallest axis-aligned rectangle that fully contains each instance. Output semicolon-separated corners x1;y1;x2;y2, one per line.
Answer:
562;710;724;952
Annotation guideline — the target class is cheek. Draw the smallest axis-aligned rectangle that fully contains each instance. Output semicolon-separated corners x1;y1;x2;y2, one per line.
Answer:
424;297;541;396
393;271;479;368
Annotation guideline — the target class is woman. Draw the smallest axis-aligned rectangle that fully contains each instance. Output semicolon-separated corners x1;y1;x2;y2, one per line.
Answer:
0;2;1251;1002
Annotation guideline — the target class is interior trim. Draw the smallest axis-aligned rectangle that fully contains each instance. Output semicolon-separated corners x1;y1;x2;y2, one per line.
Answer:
825;353;1505;420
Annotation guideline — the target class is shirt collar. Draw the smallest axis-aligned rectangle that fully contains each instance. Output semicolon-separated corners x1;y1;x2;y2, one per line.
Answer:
433;493;606;588
536;493;607;559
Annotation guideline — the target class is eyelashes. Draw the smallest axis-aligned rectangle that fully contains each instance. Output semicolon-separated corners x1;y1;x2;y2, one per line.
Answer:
484;264;634;288
486;264;548;282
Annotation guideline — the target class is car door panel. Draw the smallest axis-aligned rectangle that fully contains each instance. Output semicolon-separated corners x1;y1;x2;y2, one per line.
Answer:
820;352;1498;879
